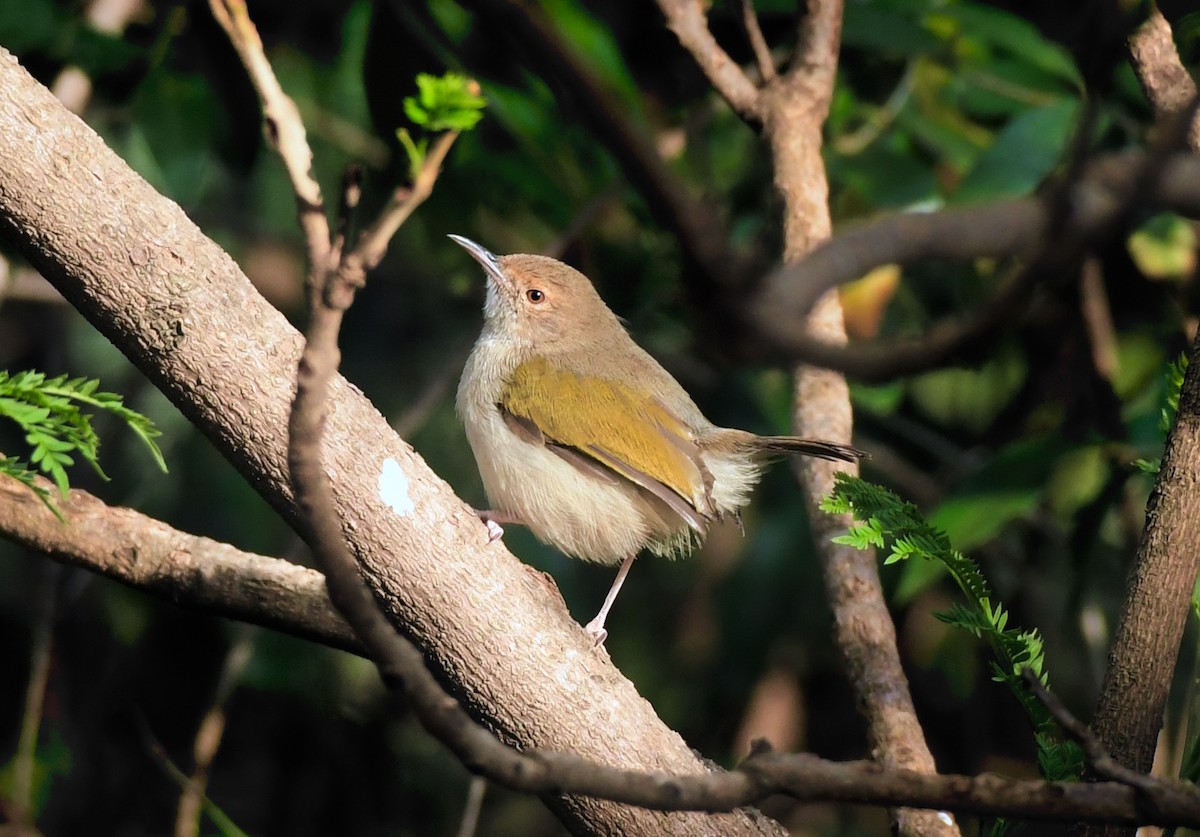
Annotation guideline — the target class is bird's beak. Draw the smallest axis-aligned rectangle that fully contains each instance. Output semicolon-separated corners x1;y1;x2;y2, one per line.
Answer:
448;234;510;292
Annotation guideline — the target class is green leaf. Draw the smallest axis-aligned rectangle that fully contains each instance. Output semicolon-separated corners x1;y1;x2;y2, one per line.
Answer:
940;3;1083;89
842;4;940;56
403;72;485;132
0;368;167;509
952;99;1080;205
1128;213;1197;280
824;473;1081;782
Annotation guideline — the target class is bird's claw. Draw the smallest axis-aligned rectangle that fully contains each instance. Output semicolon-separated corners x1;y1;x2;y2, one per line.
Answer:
483;518;504;543
584;620;608;648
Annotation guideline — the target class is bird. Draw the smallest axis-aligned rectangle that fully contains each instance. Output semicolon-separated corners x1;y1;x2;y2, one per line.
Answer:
451;235;864;644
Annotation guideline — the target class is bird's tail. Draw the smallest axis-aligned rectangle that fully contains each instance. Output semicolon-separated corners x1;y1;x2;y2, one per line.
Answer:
751;436;865;463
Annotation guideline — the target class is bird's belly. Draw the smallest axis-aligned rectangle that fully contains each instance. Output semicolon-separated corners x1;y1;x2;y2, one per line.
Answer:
464;412;684;565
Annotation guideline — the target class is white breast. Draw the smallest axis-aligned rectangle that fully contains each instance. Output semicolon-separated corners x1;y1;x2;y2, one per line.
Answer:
456;337;689;565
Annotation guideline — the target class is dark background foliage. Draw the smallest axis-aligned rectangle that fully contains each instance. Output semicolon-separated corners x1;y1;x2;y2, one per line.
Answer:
1;1;1199;834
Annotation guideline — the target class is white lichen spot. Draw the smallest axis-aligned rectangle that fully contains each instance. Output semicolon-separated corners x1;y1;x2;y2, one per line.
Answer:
378;457;415;516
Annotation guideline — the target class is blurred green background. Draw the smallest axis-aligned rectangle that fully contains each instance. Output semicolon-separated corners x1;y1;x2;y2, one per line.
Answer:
1;0;1199;834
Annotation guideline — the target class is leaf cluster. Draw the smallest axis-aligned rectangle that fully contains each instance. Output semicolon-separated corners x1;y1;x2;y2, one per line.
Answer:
821;474;1084;783
396;72;485;181
0;370;166;517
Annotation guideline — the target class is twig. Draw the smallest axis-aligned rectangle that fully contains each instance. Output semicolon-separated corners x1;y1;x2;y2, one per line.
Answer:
1021;670;1166;796
175;631;256;837
455;777;488;837
739;0;776;83
208;0;329;268
10;565;60;828
656;0;761;120
348;129;460;272
138;715;251;837
1080;257;1118;380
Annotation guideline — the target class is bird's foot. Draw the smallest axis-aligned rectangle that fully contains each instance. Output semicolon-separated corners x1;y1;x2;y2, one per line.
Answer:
483;518;504;543
583;617;608;647
473;509;516;544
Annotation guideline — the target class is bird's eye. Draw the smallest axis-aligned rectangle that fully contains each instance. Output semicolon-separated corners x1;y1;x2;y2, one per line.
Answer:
526;289;545;303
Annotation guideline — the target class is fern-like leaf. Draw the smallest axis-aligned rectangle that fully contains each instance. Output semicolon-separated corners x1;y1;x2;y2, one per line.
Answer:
0;369;167;514
822;473;1080;781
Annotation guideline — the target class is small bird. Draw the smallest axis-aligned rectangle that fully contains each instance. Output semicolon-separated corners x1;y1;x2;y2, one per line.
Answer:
451;235;864;644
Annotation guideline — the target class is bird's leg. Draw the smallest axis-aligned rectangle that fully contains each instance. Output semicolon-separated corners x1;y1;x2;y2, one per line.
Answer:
473;509;524;543
584;554;636;647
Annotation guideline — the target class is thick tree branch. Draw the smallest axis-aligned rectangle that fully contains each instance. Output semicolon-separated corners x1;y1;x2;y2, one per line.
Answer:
1075;17;1200;834
0;477;360;653
0;47;777;837
1082;231;1200;837
8;475;1200;827
4;43;1200;825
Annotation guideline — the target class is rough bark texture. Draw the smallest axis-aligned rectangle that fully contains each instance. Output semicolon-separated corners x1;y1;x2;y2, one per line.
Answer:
0;48;781;837
0;478;360;652
1079;13;1200;837
763;5;957;835
1082;329;1200;837
1128;9;1200;153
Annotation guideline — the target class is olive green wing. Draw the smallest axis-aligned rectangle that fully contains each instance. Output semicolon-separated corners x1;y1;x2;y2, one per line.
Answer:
499;357;714;531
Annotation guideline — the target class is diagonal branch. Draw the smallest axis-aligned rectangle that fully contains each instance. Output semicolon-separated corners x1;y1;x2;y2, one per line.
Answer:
740;0;777;83
1128;8;1200;153
0;476;360;652
208;0;329;269
9;48;1200;825
656;0;762;121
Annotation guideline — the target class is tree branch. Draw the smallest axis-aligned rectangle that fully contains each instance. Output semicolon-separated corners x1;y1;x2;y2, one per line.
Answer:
728;150;1200;380
0;477;360;653
656;1;956;834
1128;8;1200;153
0;46;783;837
1075;16;1200;833
769;4;955;835
739;0;777;83
460;0;753;291
656;0;762;120
7;8;1200;828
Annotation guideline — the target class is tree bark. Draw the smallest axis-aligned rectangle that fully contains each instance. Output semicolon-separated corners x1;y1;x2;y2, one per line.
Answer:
0;47;780;837
1082;332;1200;837
762;4;957;835
0;478;359;653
